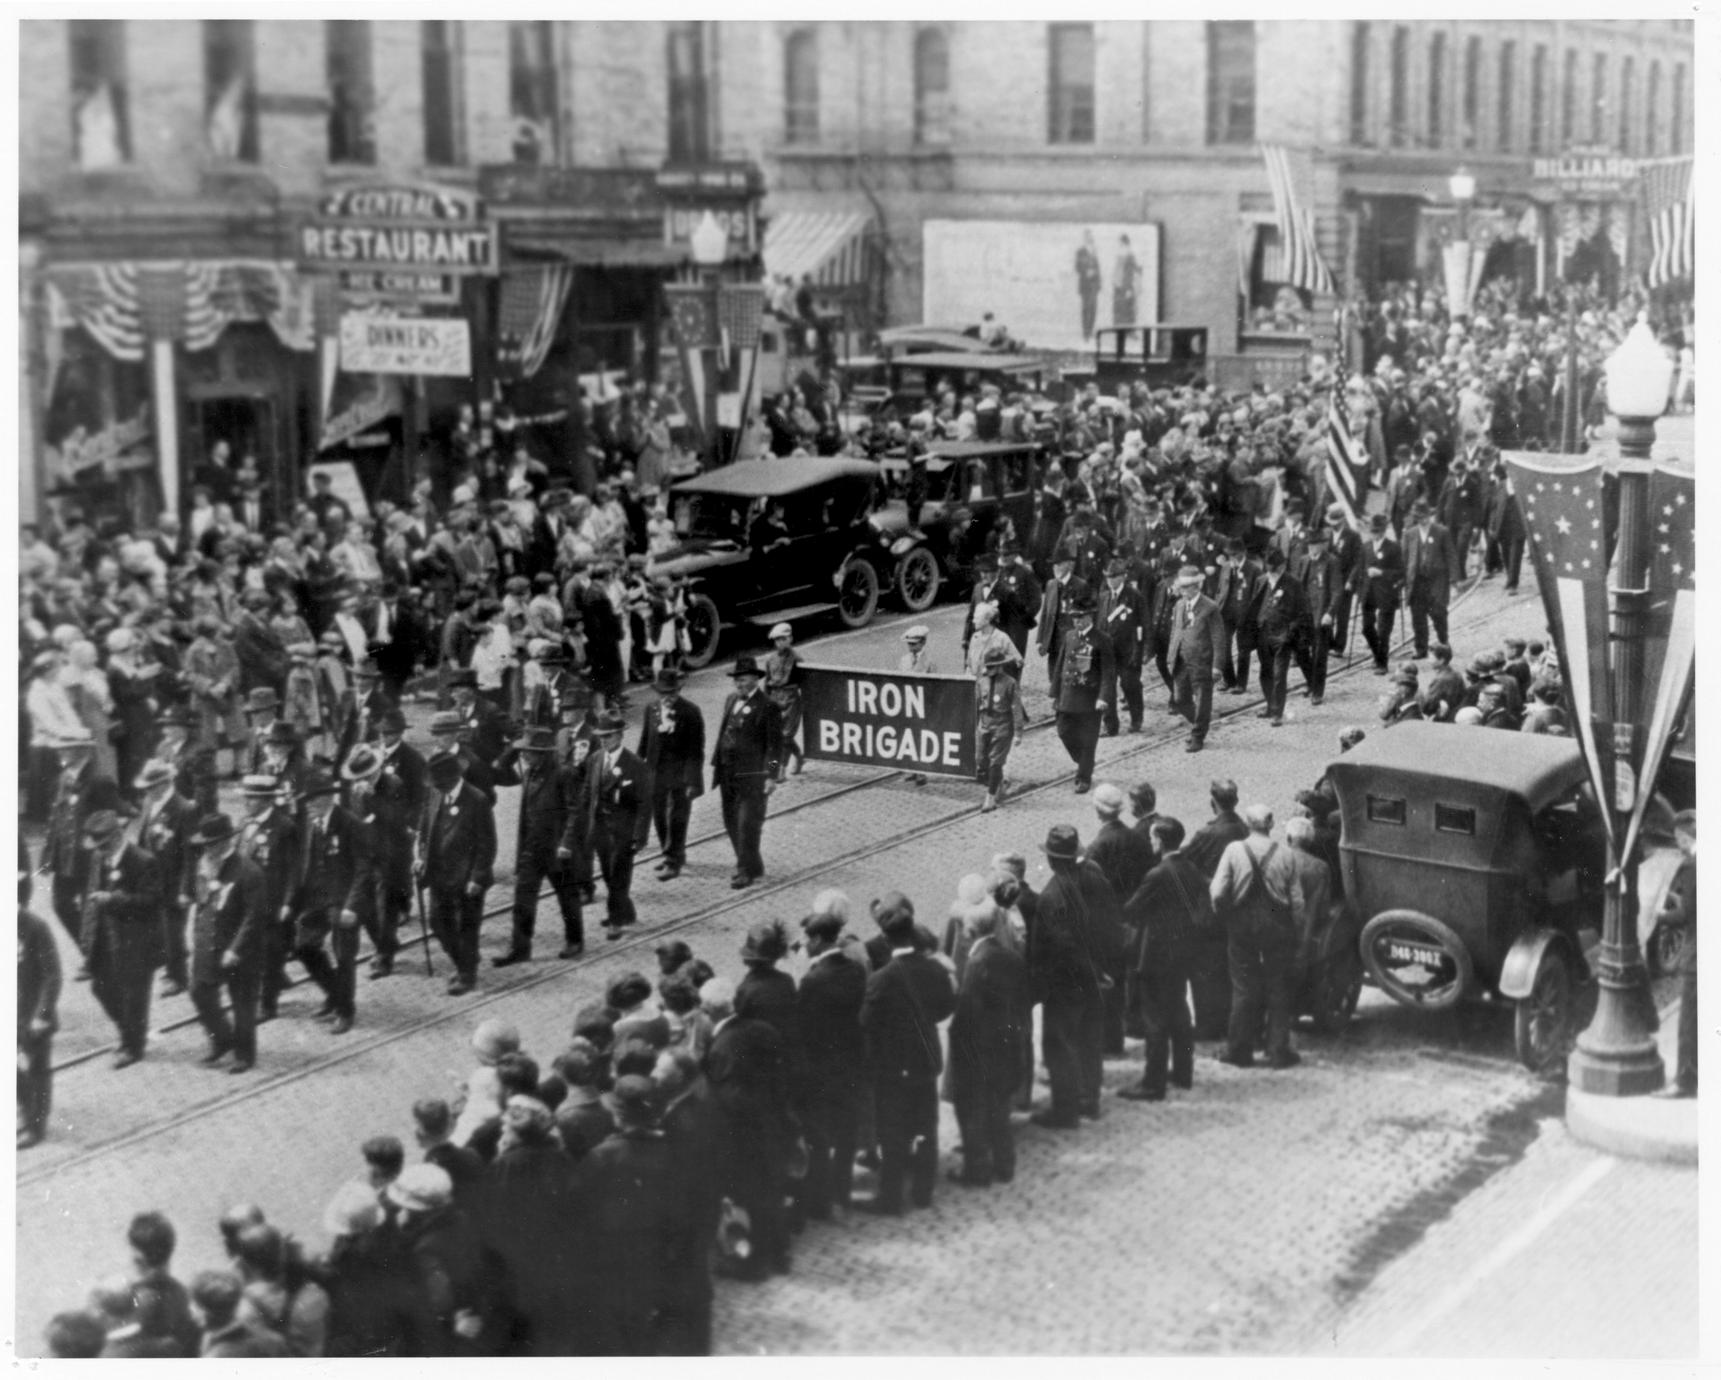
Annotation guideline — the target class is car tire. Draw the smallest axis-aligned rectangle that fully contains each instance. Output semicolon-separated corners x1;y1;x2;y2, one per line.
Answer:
836;558;880;630
1513;944;1577;1078
895;547;941;613
680;592;723;670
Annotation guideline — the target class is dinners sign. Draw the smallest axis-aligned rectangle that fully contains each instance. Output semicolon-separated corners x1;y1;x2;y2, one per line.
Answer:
339;314;472;377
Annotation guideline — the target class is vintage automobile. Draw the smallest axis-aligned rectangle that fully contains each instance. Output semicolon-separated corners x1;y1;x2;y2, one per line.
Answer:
874;351;1053;415
1314;723;1624;1074
868;439;1047;611
1059;324;1210;396
656;457;894;668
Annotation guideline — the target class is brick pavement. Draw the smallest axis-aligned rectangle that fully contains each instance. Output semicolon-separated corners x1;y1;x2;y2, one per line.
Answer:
21;564;1638;1355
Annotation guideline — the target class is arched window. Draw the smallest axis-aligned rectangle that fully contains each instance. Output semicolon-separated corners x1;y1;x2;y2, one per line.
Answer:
913;28;951;146
784;29;819;145
1428;32;1447;147
1349;22;1370;145
1388;26;1410;147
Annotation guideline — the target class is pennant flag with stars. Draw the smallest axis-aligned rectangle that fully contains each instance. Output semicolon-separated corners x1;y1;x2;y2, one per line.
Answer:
1505;450;1615;846
1619;461;1696;864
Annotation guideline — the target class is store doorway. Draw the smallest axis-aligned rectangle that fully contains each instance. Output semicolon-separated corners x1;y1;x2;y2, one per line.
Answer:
185;392;282;519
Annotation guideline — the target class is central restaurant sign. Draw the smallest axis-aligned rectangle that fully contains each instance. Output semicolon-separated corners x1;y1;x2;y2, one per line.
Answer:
800;664;976;779
299;182;498;278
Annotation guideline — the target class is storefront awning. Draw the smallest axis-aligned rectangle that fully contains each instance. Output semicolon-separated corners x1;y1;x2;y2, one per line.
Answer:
762;210;873;288
505;234;688;269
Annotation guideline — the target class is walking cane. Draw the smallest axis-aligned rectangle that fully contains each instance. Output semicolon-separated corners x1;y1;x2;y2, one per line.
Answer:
414;878;436;978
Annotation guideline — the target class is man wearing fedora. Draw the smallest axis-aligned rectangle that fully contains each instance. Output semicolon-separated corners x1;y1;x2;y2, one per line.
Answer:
366;709;425;978
638;666;705;882
81;808;163;1067
1402;498;1457;658
1165;563;1226;753
1097;553;1149;736
186;813;266;1073
491;725;584;965
582;710;652;939
133;758;197;996
991;538;1042;658
240;688;285;777
286;766;374;1034
446;667;510;770
1048;579;1115;793
416;748;497;995
238;773;300;1022
712;655;783;890
1027;824;1118;1128
1249;548;1313;729
1324;502;1365;658
44;732;122;957
1358;511;1404;674
427;710;497;804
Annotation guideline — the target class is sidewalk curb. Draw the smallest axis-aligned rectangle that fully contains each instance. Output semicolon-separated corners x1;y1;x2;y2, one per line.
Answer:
1564;999;1698;1167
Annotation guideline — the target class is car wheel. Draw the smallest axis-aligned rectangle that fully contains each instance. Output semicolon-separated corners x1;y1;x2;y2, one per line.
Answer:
1309;948;1364;1035
895;547;941;613
836;558;880;630
1513;945;1576;1078
1649;920;1687;980
680;593;722;670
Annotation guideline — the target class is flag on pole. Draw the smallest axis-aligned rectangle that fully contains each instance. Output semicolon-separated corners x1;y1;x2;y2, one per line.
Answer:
1323;308;1369;526
1640;157;1694;290
1259;143;1336;297
1507;452;1616;846
496;265;573;379
1618;461;1696;865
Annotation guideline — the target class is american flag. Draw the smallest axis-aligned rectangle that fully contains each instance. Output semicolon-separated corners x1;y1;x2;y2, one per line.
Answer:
1640;157;1694;290
717;284;765;352
1323;308;1369;526
1620;462;1696;860
1508;452;1616;846
1260;143;1335;297
496;264;572;379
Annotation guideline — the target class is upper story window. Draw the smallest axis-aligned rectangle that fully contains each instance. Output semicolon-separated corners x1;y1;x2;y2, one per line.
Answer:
1348;23;1370;146
1561;48;1578;145
1206;21;1255;145
326;21;375;165
1048;23;1095;144
1590;54;1607;145
69;20;130;168
1671;63;1685;154
1497;40;1516;151
1428;32;1447;148
509;21;558;165
1388;26;1410;148
914;27;952;147
1618;56;1635;153
667;22;711;163
421;21;463;167
1461;36;1482;150
204;19;258;163
1529;44;1548;154
1645;60;1662;155
784;29;819;145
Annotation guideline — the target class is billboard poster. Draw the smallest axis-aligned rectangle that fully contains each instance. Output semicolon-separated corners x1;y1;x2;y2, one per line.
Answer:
922;220;1162;352
800;664;976;779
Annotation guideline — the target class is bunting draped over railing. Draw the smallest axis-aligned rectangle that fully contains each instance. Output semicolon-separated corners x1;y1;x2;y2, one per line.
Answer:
496;264;573;380
43;260;316;362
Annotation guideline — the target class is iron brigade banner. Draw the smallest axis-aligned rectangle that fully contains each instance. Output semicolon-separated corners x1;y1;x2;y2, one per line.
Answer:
801;664;976;779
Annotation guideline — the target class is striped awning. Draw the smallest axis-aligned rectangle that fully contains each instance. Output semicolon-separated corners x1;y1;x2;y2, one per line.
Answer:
762;210;873;287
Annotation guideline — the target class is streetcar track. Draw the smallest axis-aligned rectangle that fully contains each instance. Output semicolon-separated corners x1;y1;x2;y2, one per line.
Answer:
31;570;1506;1175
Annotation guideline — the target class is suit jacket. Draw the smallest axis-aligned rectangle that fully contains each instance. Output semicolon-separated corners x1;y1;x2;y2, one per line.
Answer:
947;937;1029;1095
190;850;266;983
239;807;299;912
861;950;957;1084
290;805;374;916
796;949;868;1086
85;842;162;969
1403;521;1457;602
581;746;651;850
1251;571;1313;646
1085;818;1154;904
988;564;1041;643
638;694;706;796
18;909;61;1037
1359;536;1405;607
231;610;289;694
416;780;497;894
1166;592;1226;680
135;790;197;909
457;697;510;768
1123;853;1212;971
1299;549;1346;625
711;688;782;785
1330;525;1365;590
493;751;581;856
1183;810;1249;879
1095;580;1150;667
704;1015;795;1150
1050;620;1116;715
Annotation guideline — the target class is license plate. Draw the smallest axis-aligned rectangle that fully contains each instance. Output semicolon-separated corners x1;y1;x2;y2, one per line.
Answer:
1388;942;1445;967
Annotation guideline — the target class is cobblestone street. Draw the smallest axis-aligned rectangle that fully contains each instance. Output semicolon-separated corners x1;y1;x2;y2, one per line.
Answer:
17;562;1698;1356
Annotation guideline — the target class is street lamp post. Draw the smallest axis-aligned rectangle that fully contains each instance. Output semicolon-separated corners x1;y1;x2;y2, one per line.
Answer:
689;210;728;468
1445;167;1477;320
1448;166;1475;241
1567;317;1673;1097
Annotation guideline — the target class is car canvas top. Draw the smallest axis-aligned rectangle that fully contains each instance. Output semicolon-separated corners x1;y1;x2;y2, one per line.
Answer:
1325;720;1587;814
670;456;880;498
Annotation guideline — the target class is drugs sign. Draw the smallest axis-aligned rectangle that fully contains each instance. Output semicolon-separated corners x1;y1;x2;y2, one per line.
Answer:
801;664;975;779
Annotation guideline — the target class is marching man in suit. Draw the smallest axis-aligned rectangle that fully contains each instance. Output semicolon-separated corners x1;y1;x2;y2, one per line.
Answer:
132;759;196;997
491;725;584;965
1048;580;1115;793
81;810;162;1068
415;748;497;996
287;765;374;1034
1165;564;1226;754
1250;548;1313;728
638;667;705;882
1358;512;1405;674
365;707;424;977
712;655;783;890
186;813;266;1074
1402;497;1458;658
1096;554;1149;736
582;709;652;940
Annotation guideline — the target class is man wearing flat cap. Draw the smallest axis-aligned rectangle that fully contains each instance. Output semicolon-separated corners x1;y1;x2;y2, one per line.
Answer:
416;749;497;996
638;667;705;883
82;809;163;1067
187;813;266;1073
286;766;374;1034
491;725;584;965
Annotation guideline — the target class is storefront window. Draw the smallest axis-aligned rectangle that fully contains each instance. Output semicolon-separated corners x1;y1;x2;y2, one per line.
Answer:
1670;63;1685;154
326;20;376;165
44;327;157;527
1590;54;1607;146
204;19;259;163
68;20;130;169
509;21;559;165
1646;61;1662;155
